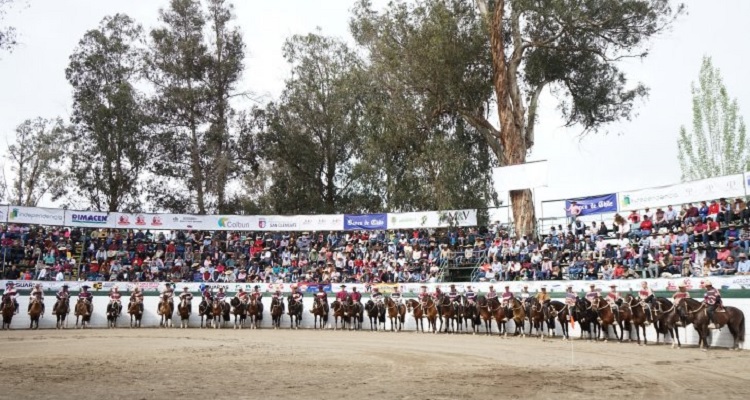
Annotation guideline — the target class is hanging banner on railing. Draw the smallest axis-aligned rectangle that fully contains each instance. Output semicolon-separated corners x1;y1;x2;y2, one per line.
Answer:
7;206;65;226
257;215;344;232
110;213;217;230
565;194;618;217
64;210;110;228
344;213;387;230
388;209;477;229
618;174;745;211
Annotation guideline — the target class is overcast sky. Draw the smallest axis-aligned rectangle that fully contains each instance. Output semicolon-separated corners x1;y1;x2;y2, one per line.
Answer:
0;0;748;215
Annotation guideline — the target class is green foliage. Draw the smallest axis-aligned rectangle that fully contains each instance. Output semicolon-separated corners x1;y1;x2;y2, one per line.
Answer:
65;14;152;212
678;56;748;182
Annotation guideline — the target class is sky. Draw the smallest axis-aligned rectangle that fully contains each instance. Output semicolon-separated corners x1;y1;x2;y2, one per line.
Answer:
0;0;748;217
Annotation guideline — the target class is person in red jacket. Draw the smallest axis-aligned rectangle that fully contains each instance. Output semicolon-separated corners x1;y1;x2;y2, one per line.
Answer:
350;287;362;303
639;215;654;237
336;285;349;302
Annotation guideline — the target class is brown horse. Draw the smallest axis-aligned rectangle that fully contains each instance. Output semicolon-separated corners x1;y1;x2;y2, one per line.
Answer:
463;296;480;334
406;299;426;333
477;296;499;335
178;297;191;329
158;295;174;328
212;300;224;329
678;297;745;350
331;299;348;330
198;300;213;328
53;298;70;329
592;297;620;342
423;296;439;334
128;300;143;328
230;297;247;329
1;295;13;330
385;296;406;332
270;296;284;329
365;299;385;331
437;295;459;334
310;296;329;330
75;298;92;329
507;297;527;337
547;300;570;340
28;298;43;330
247;298;262;329
527;298;547;338
616;300;633;342
344;297;363;331
624;295;649;345
652;297;683;348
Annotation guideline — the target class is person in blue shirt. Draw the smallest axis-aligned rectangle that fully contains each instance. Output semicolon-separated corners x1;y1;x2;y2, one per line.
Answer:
725;223;740;246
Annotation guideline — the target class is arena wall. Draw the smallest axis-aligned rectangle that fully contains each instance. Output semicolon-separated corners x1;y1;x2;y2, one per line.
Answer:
5;294;749;349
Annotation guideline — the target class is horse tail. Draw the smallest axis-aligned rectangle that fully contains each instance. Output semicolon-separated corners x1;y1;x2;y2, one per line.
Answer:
738;311;746;344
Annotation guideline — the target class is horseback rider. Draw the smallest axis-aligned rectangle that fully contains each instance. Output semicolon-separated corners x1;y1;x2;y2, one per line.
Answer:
158;283;175;314
606;284;622;319
501;284;514;317
55;284;71;313
418;285;430;306
464;285;477;306
391;286;403;304
201;286;214;304
564;285;577;322
108;286;122;308
290;284;304;304
78;284;93;315
486;284;498;300
315;286;328;308
704;280;723;329
672;283;691;305
520;284;532;316
432;285;443;300
272;289;282;301
585;284;599;320
251;285;264;314
336;285;349;303
28;283;45;315
350;287;362;304
129;287;144;312
2;281;19;314
235;288;250;304
179;287;193;314
535;286;550;305
215;287;228;303
638;281;655;325
371;287;384;305
447;284;460;313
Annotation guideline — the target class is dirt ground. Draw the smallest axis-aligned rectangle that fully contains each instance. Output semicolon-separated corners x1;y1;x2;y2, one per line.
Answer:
0;327;748;400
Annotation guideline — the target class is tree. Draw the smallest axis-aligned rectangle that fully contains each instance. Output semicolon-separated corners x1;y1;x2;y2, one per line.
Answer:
146;0;252;214
6;117;66;206
677;56;748;181
0;0;20;54
65;14;152;212
353;0;683;236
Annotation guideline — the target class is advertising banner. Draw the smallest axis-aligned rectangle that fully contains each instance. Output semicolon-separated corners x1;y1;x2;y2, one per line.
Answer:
64;210;110;228
257;214;344;232
0;205;8;223
7;206;65;226
618;174;745;211
110;213;217;230
343;213;387;230
565;194;618;217
388;209;478;229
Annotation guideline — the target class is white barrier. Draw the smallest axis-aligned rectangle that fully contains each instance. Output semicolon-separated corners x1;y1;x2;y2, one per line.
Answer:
4;295;748;349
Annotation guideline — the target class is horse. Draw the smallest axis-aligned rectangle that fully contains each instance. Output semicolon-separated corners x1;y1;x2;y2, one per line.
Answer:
28;298;43;330
53;298;70;329
211;300;225;329
507;297;527;337
270;296;284;329
1;295;14;330
384;296;406;332
574;297;600;341
678;297;745;350
422;295;439;334
344;297;363;331
462;296;481;334
365;299;385;331
199;300;213;329
310;296;329;330
437;295;458;334
616;299;633;342
624;294;649;345
477;296;501;335
247;298;262;329
75;298;92;329
527;298;547;338
592;297;620;342
287;296;303;329
178;297;191;329
332;299;349;330
128;300;143;328
106;301;122;328
158;295;174;328
230;297;247;329
406;299;425;333
547;300;570;340
652;297;683;348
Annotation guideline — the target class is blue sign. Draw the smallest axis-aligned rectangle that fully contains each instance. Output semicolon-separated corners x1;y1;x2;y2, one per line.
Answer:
565;193;618;216
343;213;387;230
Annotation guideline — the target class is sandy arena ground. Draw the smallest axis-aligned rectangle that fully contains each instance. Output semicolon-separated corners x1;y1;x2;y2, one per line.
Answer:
1;327;748;400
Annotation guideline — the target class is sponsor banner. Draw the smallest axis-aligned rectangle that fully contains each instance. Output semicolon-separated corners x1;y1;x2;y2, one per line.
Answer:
214;215;257;231
296;215;344;232
64;210;110;228
111;213;217;230
343;213;387;230
619;174;745;211
7;206;65;226
565;194;618;217
388;209;478;229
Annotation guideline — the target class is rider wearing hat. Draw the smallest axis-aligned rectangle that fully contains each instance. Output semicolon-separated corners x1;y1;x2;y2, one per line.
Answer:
315;285;328;306
336;285;349;303
78;285;93;315
158;283;175;314
371;287;384;304
464;285;477;306
129;287;144;312
432;285;443;300
606;284;622;319
3;281;19;314
289;284;304;309
486;285;498;300
501;284;514;318
28;283;45;315
520;284;532;316
235;288;249;303
108;286;122;306
54;284;70;313
201;285;214;304
672;283;690;304
179;287;194;314
638;281;655;325
215;287;227;302
252;285;264;314
447;284;460;312
704;280;722;329
564;284;577;308
585;284;599;302
535;286;550;305
349;287;361;304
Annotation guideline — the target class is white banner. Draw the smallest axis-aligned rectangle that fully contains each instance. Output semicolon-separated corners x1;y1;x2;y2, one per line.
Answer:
492;160;549;192
260;214;343;232
7;206;65;226
0;205;8;223
388;209;477;229
64;210;110;228
619;174;745;211
110;213;218;230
